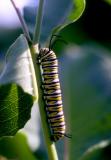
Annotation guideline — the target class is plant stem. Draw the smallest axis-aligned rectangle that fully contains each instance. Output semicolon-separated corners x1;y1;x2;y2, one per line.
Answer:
31;0;58;157
33;0;44;44
10;0;31;42
30;45;58;160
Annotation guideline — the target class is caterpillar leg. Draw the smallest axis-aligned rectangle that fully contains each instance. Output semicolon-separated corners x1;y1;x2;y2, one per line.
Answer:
36;55;41;64
40;84;44;90
50;134;64;142
64;133;72;139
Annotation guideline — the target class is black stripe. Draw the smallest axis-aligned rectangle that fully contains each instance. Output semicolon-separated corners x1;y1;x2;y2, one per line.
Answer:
41;58;57;62
47;113;64;119
43;72;58;75
50;124;65;128
46;103;63;107
42;81;59;85
42;65;58;68
43;82;60;86
44;92;61;96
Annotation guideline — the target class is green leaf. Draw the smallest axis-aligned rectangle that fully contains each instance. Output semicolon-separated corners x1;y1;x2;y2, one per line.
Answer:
0;34;38;151
69;0;86;22
0;34;36;137
0;132;36;160
0;83;33;137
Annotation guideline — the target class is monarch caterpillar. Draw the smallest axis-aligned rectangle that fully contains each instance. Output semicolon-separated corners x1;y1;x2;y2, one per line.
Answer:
37;35;71;142
38;47;65;141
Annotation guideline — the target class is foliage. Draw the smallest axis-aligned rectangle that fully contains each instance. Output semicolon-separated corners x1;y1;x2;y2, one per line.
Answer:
0;132;36;160
0;83;33;137
1;0;111;160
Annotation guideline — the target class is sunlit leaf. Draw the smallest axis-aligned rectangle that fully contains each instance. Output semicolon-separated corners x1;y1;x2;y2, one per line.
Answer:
69;0;86;21
0;34;36;96
0;35;36;137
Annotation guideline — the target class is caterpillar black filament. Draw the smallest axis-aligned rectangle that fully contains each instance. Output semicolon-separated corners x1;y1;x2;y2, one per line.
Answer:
38;48;65;142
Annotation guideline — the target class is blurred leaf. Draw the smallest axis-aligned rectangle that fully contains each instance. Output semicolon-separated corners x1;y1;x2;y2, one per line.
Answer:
60;44;111;159
81;141;111;160
0;83;33;137
0;155;7;160
0;28;21;52
24;0;85;43
0;132;36;160
104;0;111;5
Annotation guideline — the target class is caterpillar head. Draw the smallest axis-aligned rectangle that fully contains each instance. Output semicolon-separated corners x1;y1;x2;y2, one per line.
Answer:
38;48;56;62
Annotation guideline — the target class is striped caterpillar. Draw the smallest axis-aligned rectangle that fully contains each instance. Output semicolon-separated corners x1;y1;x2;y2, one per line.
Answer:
37;36;71;141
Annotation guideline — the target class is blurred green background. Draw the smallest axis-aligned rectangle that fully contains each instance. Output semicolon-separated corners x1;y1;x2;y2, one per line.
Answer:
1;0;111;160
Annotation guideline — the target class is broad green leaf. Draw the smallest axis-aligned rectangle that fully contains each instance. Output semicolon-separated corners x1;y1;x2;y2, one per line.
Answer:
0;83;33;137
60;44;111;159
0;35;36;137
24;0;85;42
0;132;36;160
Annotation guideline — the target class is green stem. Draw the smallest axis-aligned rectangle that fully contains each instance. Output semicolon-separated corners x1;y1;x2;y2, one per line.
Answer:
33;0;44;44
31;0;58;158
30;45;58;160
